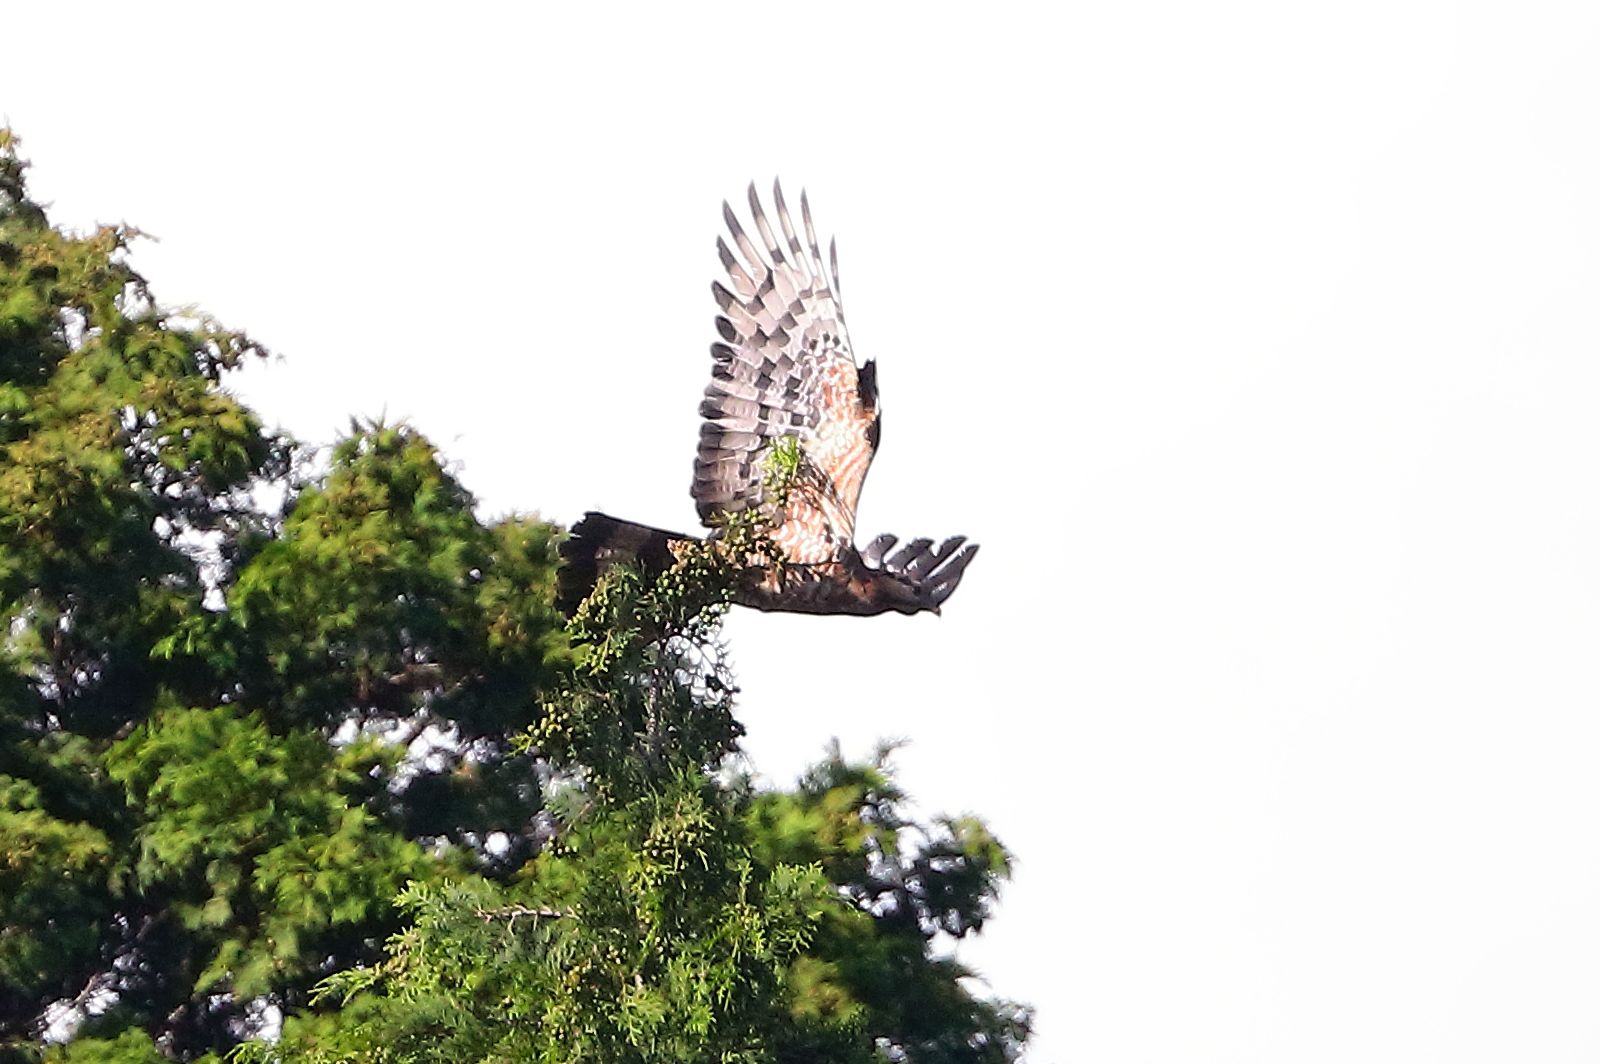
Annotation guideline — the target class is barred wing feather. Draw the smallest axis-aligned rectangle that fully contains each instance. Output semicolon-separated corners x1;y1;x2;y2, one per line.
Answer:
693;182;880;564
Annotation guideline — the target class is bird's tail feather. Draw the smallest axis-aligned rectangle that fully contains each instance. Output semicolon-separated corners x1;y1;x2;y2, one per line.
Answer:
557;512;696;614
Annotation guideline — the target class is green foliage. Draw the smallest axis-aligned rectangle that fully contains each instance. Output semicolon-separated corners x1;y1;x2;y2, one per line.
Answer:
539;510;777;805
105;705;427;997
0;128;1026;1063
0;772;115;1000
0;137;286;736
752;748;1032;1062
36;1026;227;1064
759;434;803;505
228;423;566;732
1;126;293;1056
257;512;1026;1062
41;1027;181;1064
0;131;569;1058
259;778;839;1064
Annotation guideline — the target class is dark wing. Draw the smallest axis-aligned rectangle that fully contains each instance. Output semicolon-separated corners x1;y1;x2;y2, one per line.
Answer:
693;182;880;564
859;534;981;611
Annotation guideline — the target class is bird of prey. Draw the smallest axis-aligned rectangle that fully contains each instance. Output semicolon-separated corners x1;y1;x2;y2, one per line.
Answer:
559;183;978;617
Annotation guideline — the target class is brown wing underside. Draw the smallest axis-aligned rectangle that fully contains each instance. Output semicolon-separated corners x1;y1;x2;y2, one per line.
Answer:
692;182;879;564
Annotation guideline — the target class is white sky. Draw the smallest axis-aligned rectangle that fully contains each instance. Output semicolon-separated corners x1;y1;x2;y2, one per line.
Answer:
8;3;1600;1060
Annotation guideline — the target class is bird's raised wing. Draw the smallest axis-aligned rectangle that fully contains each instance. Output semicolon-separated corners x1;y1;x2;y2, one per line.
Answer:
692;182;880;564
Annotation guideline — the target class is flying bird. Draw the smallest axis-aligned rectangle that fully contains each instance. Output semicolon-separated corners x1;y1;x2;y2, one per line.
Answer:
559;183;978;616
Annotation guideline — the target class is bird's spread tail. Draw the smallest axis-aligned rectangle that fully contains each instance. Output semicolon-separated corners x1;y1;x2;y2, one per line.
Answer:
557;512;694;614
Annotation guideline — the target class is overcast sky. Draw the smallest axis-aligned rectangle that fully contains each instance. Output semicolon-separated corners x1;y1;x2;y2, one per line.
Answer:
8;3;1600;1061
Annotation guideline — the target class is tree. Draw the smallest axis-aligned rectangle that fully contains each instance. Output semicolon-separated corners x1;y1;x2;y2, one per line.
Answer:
0;129;1028;1062
0;129;566;1058
249;509;1028;1063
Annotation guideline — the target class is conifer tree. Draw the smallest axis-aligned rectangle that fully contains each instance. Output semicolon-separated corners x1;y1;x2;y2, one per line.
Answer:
0;130;1028;1063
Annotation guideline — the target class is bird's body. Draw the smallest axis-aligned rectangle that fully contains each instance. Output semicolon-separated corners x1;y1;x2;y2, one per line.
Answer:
559;184;977;617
